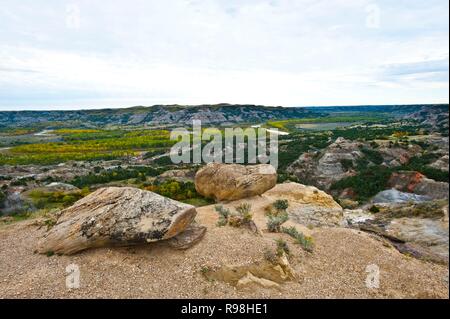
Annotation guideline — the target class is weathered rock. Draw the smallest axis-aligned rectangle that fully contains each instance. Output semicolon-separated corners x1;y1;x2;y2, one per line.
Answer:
203;252;296;287
372;188;431;204
155;169;195;183
386;217;449;261
378;146;419;166
358;221;448;264
388;171;449;200
413;178;449;200
343;209;374;225
353;200;449;264
388;171;426;193
339;198;359;209
263;182;344;227
195;163;277;201
372;200;448;220
236;272;280;289
287;137;363;189
167;224;207;250
37;187;197;255
44;182;80;192
429;155;449;172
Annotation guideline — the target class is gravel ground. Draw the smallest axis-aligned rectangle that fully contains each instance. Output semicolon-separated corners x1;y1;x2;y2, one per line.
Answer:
0;204;448;299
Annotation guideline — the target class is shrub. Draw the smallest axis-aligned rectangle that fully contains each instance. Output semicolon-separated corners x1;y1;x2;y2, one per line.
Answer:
330;166;393;203
369;205;380;213
267;212;289;232
144;179;206;202
28;190;85;210
235;203;252;223
275;238;290;257
215;202;256;232
282;226;314;252
361;148;383;165
340;159;354;171
215;205;231;227
0;190;6;208
11;179;28;186
273;199;289;213
263;248;278;264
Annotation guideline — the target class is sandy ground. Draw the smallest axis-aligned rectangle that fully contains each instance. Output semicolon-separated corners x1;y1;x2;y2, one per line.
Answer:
0;200;448;299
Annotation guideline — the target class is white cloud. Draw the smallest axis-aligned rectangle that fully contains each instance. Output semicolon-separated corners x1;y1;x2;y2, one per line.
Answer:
0;0;448;110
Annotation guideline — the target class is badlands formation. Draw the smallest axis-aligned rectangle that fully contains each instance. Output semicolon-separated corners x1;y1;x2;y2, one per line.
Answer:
0;164;448;298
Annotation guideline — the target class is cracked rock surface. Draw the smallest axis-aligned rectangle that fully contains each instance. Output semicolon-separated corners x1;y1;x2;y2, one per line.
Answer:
36;187;197;255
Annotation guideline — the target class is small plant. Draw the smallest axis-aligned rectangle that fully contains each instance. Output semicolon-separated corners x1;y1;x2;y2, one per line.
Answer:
369;205;380;213
266;200;289;232
282;226;314;252
200;265;211;275
215;205;231;227
200;265;214;282
235;203;252;223
275;238;290;257
267;212;289;232
263;248;278;264
214;203;257;233
273;199;289;214
340;159;354;171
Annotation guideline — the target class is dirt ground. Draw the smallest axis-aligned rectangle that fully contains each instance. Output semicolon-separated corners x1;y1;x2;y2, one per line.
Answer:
0;200;448;299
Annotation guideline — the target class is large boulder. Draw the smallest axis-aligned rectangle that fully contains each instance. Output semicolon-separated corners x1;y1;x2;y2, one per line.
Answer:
195;163;277;201
37;187;197;255
263;182;344;227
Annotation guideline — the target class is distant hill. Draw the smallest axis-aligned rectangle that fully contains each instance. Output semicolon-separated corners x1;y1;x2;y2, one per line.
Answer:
0;103;447;128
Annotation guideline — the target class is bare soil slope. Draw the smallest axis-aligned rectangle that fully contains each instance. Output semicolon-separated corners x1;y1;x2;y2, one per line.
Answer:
0;193;448;299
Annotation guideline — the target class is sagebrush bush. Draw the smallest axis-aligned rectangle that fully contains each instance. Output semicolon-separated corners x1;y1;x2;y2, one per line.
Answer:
235;203;252;223
266;200;289;232
214;205;231;227
215;203;254;228
267;212;289;232
275;238;290;256
273;199;289;214
282;226;314;252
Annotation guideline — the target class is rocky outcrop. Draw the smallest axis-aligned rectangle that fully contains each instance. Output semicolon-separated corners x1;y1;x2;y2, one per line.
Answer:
37;187;197;255
388;171;426;193
429;155;449;172
263;182;344;227
203;252;296;289
372;188;431;204
413;178;449;200
386;218;449;260
44;182;80;192
195;163;277;201
350;200;449;263
388;171;449;200
155;169;195;183
378;145;422;167
287;137;363;189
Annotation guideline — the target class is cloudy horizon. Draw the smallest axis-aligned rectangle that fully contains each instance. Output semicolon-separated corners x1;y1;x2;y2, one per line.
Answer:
0;0;449;111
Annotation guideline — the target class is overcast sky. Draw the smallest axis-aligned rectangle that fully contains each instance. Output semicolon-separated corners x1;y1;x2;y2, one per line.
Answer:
0;0;448;110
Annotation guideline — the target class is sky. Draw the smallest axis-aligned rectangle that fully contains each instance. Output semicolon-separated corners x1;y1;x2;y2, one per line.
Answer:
0;0;448;110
